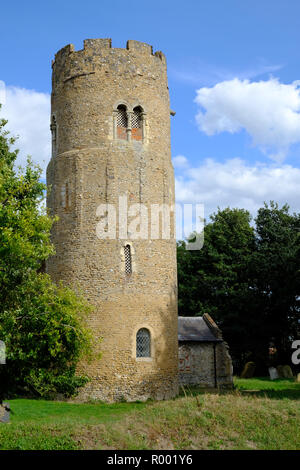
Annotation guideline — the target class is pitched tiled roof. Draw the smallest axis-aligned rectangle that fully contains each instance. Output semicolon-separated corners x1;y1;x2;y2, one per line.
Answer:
178;316;222;342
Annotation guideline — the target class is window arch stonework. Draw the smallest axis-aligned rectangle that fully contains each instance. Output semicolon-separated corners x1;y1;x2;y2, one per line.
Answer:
116;105;128;140
136;328;151;358
124;244;132;275
113;103;146;142
131;106;143;141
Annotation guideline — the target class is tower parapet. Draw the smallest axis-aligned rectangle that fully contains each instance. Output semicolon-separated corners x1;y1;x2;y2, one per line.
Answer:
52;39;166;91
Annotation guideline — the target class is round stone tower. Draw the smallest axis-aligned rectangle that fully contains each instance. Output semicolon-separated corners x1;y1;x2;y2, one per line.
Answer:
46;38;178;402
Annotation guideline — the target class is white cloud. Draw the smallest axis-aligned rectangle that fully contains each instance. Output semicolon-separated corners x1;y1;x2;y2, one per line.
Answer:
171;61;283;86
195;78;300;162
0;84;50;176
175;156;300;222
0;81;6;105
172;155;189;169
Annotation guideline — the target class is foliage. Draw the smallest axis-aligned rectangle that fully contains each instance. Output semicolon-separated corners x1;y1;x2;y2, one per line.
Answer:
253;202;300;362
177;205;300;372
235;376;300;394
0;118;54;301
0;109;94;397
0;274;93;397
177;208;256;366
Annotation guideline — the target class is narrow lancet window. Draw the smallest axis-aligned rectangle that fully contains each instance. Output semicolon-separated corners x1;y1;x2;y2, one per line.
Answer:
136;328;151;358
131;106;143;141
124;244;132;275
117;105;128;140
50;115;57;157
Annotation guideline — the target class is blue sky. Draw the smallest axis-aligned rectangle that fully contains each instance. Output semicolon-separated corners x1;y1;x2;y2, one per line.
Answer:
1;0;300;221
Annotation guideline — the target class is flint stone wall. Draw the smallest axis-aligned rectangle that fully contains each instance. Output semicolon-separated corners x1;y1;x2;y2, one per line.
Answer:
47;39;178;402
179;342;233;389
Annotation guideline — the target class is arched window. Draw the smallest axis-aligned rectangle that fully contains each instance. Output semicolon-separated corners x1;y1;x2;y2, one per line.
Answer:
117;105;128;140
124;244;132;275
114;103;145;142
136;328;151;357
131;106;143;141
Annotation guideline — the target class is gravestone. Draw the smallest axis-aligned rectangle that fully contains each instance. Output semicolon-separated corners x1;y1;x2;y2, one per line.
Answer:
241;361;256;378
276;365;284;378
282;365;293;378
0;342;9;423
0;403;10;423
0;341;5;365
269;367;279;380
296;373;300;383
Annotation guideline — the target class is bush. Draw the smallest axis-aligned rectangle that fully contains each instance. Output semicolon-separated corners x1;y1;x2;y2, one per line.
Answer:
0;112;97;398
0;273;95;398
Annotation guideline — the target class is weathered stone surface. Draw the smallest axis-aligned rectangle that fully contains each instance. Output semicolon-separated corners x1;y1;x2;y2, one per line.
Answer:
282;365;294;379
178;341;233;389
240;362;256;378
269;367;279;380
179;343;214;387
276;365;285;378
46;39;178;402
0;403;10;423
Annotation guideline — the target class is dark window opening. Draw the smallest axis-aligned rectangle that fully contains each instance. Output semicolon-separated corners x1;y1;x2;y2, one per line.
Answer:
124;244;132;275
117;105;128;140
131;106;143;141
50;115;57;155
136;328;151;357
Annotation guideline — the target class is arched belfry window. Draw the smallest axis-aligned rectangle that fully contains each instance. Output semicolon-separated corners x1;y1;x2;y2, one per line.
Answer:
124;244;132;275
131;106;143;141
114;103;146;142
117;105;128;140
136;328;151;358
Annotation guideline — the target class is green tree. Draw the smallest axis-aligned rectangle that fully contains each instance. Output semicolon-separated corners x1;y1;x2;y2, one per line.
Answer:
0;110;94;398
177;208;255;367
177;203;300;372
253;202;300;362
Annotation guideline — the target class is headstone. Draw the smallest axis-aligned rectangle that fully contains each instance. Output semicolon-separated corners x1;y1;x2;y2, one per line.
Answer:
282;365;293;378
0;402;10;423
240;361;256;378
0;347;8;421
269;367;279;380
276;365;284;378
296;373;300;383
0;341;5;365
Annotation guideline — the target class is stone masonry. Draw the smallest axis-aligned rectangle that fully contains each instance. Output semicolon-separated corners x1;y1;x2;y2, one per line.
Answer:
46;39;178;402
178;314;233;389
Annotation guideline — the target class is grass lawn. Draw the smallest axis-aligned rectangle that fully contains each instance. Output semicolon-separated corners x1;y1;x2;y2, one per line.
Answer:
235;377;300;398
0;377;299;450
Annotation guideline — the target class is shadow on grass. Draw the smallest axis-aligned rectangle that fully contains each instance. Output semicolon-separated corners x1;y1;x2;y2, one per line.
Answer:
238;389;300;400
235;377;300;401
179;379;300;401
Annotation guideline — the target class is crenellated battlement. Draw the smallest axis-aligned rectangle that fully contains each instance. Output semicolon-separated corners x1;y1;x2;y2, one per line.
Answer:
52;38;167;91
53;38;166;68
